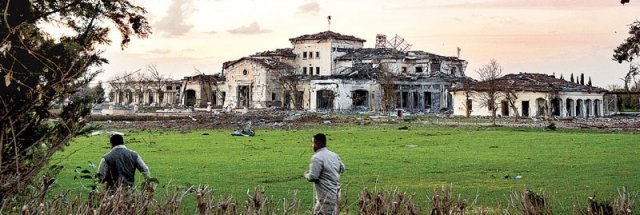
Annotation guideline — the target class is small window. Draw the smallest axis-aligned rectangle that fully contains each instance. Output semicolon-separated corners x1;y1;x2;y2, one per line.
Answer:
416;66;423;73
242;69;248;75
303;52;307;59
272;93;276;101
316;67;320;75
402;67;407;73
309;67;313;75
309;52;313;58
303;67;307;75
166;86;172;90
316;52;320;58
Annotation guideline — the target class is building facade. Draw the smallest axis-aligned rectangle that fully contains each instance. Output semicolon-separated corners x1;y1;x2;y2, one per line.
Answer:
109;31;469;113
221;31;469;112
451;73;607;118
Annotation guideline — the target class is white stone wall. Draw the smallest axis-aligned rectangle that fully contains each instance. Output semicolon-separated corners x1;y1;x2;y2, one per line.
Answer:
308;79;378;111
452;90;605;118
292;39;364;76
223;60;284;109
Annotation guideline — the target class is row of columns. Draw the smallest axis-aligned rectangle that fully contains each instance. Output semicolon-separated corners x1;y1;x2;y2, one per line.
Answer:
554;98;602;118
111;90;180;106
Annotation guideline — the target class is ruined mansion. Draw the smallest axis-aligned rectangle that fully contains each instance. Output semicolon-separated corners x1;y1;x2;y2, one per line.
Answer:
109;31;469;113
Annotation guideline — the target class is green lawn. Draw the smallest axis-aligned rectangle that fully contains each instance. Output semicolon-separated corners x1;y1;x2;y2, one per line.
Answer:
49;124;640;213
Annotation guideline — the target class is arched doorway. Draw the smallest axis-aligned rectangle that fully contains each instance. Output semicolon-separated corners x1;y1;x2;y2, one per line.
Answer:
185;89;196;107
551;98;561;117
317;90;335;110
565;99;574;117
594;99;601;117
576;99;583;118
585;99;592;118
124;89;133;105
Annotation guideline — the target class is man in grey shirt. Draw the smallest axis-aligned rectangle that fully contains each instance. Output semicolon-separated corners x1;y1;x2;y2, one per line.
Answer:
98;133;150;188
304;133;345;215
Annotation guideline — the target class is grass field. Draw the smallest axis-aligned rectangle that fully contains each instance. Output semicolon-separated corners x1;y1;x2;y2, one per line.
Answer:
49;124;640;213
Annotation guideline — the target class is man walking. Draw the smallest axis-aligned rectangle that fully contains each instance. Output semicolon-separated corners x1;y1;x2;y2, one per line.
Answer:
98;133;151;188
304;133;345;215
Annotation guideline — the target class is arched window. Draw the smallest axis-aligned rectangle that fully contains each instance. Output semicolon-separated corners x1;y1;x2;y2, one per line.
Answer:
242;70;248;75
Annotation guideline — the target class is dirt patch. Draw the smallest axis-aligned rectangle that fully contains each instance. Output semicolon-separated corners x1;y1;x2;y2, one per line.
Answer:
91;111;640;131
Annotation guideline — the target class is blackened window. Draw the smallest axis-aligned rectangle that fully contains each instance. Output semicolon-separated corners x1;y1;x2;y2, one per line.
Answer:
316;67;320;75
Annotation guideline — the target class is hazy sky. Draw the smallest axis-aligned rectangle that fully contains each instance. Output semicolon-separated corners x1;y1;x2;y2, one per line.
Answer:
97;0;640;88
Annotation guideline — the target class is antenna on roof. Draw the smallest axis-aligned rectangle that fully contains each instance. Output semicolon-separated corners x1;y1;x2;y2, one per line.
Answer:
327;15;331;31
457;47;461;58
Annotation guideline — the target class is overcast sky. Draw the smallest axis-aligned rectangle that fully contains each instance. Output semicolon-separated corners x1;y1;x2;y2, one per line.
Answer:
97;0;640;88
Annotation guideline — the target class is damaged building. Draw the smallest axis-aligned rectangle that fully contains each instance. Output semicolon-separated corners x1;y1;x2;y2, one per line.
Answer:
108;74;225;109
108;31;469;113
451;73;607;118
221;31;469;113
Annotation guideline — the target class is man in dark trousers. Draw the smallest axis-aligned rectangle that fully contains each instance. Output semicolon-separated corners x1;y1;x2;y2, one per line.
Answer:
98;133;150;188
304;133;345;215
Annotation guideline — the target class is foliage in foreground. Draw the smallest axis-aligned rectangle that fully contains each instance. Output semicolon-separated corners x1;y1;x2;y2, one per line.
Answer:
0;0;150;203
2;178;636;215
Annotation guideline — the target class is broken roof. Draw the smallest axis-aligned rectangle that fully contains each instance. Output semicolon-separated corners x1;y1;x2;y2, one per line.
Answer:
223;57;294;70
183;73;225;82
455;73;607;93
336;48;464;62
289;31;366;43
251;48;296;58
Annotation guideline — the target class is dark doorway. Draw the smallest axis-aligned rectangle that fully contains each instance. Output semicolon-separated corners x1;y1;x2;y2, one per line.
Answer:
158;91;164;105
352;90;369;109
185;90;196;107
402;92;409;108
566;99;574;116
148;91;155;105
237;86;251;108
317;90;335;110
295;91;304;109
576;99;583;117
521;101;530;117
501;100;509;116
551;98;561;116
424;92;432;109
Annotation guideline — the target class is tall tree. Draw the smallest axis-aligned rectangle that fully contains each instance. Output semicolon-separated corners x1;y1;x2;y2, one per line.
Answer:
92;82;106;104
570;73;575;83
273;69;303;110
614;1;640;84
376;64;398;114
588;77;593;87
475;59;504;126
0;0;150;202
145;64;172;106
580;73;585;85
